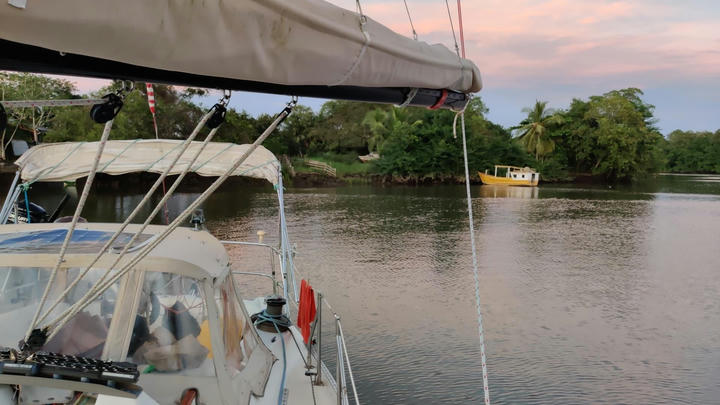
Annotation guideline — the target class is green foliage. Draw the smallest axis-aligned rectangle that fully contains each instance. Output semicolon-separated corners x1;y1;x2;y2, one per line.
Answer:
664;130;720;173
513;100;563;160
550;88;665;182
374;98;530;179
306;100;386;154
5;73;718;182
1;73;77;157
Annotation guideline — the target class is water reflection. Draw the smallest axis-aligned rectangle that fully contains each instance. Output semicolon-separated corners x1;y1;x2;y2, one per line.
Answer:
1;175;720;404
479;185;539;199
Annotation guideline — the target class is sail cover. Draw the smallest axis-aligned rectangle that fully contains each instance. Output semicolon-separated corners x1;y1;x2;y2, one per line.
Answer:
0;0;481;108
15;140;281;185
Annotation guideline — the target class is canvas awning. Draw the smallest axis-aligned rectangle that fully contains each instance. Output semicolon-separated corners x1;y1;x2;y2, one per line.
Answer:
0;0;481;109
14;140;281;185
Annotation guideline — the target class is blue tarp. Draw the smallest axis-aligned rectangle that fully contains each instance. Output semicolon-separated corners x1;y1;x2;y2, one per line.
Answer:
0;229;151;254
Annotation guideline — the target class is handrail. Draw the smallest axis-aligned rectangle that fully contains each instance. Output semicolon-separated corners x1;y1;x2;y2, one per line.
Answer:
337;320;359;405
302;289;359;405
232;271;278;295
220;240;280;255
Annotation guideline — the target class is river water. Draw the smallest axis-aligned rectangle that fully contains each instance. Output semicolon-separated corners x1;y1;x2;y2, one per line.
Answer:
7;174;720;404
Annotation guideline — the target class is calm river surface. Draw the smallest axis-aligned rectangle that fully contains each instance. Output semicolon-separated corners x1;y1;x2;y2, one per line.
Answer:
11;174;720;404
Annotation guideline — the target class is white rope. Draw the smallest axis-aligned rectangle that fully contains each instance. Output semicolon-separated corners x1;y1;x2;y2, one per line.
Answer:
459;110;490;405
47;104;295;337
330;1;371;86
69;125;221;306
35;110;216;326
398;88;419;108
1;99;106;108
25;119;114;339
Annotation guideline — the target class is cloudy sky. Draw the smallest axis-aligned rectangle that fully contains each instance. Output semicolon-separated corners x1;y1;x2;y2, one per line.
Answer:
64;0;720;134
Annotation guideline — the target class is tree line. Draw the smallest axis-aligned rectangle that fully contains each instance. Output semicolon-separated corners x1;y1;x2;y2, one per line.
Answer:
1;73;718;182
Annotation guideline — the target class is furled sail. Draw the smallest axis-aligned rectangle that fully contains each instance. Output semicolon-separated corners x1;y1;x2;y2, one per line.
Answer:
0;0;481;109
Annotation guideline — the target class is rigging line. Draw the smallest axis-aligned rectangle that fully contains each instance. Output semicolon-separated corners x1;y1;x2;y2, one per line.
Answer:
48;101;296;337
26;119;115;340
456;0;466;58
444;0;461;57
458;109;491;405
285;327;319;405
153;113;170;225
337;321;360;405
402;0;418;40
35;110;216;327
145;83;170;225
355;0;366;20
42;124;221;329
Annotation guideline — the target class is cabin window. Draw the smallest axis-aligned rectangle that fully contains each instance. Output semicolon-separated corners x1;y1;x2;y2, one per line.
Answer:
0;266;118;359
129;272;214;376
216;276;257;376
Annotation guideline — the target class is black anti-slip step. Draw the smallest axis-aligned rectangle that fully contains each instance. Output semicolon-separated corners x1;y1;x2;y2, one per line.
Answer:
0;348;138;384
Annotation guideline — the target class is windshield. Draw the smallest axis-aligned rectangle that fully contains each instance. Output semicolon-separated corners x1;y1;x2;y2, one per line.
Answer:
129;272;214;376
0;229;153;254
0;266;119;358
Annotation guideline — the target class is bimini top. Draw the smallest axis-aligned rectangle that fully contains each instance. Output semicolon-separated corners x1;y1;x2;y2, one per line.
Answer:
0;0;480;110
15;140;281;185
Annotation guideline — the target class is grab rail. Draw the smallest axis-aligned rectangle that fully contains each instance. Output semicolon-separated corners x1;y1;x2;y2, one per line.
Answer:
232;271;279;295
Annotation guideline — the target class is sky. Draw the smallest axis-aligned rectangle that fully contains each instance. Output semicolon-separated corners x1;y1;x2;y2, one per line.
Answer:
60;0;720;135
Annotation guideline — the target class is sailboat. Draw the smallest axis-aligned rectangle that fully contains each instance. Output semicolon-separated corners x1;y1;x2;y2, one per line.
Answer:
0;1;482;404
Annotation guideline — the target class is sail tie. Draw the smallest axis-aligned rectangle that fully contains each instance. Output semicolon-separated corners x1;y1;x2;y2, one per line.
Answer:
398;88;419;108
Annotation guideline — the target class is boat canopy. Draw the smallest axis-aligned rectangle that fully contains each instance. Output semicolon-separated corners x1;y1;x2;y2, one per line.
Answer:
0;0;481;109
14;140;281;184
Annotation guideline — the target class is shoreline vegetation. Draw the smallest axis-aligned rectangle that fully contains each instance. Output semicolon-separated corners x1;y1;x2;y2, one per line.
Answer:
2;73;719;186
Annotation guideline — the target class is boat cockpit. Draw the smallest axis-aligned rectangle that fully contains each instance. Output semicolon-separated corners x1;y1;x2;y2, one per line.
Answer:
0;223;273;404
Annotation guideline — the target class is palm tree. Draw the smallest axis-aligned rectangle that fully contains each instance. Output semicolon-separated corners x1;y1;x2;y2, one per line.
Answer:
361;107;423;153
361;109;388;153
514;100;563;161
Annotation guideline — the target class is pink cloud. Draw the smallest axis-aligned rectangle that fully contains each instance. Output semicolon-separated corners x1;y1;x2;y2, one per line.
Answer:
356;0;720;88
35;1;720;96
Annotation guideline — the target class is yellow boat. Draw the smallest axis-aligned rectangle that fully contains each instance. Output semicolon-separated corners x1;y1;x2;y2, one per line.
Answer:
479;165;540;186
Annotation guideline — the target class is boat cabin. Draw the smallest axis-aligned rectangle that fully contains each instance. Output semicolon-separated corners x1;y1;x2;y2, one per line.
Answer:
479;165;540;187
493;165;537;182
0;223;274;404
